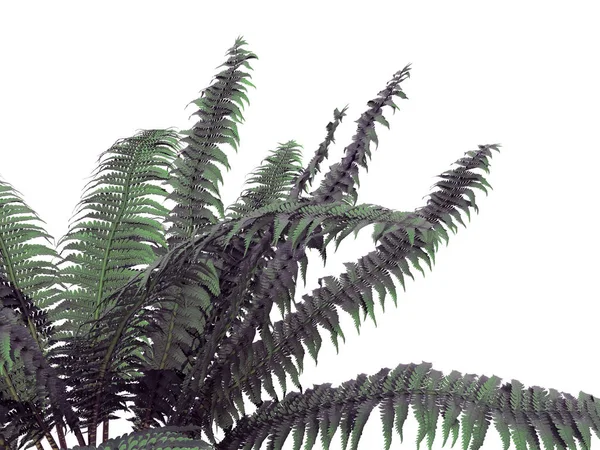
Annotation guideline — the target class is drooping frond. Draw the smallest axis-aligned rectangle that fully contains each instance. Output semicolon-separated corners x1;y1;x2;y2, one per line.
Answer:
416;144;500;239
310;65;411;205
69;425;212;450
0;179;61;351
192;145;500;435
0;180;84;449
218;361;600;450
225;140;305;219
0;35;520;450
163;204;433;434
165;36;258;244
289;105;349;201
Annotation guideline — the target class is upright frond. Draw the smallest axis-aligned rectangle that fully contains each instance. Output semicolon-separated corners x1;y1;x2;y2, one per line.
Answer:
51;128;178;334
289;105;349;201
165;36;258;244
226;140;304;219
310;65;411;205
47;128;178;446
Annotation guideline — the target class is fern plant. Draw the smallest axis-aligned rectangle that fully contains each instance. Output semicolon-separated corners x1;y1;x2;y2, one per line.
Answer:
0;35;596;450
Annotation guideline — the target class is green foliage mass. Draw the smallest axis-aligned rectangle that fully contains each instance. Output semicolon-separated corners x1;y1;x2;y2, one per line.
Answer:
1;36;594;450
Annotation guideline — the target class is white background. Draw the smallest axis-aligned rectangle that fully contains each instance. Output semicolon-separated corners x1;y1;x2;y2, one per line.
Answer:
1;2;599;449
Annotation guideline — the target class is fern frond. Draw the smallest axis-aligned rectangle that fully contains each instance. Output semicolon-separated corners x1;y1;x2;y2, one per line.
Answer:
0;305;81;450
226;140;304;219
217;362;600;450
176;210;428;434
165;36;258;243
46;128;178;445
157;199;432;431
288;105;349;201
1;35;515;450
310;65;410;205
417;144;500;240
0;178;61;351
0;179;85;449
69;425;212;450
61;225;225;444
53;128;178;330
167;226;276;427
194;145;499;434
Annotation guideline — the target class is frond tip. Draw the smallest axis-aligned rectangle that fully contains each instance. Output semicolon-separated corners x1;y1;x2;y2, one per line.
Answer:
226;140;305;219
218;362;600;450
166;36;258;242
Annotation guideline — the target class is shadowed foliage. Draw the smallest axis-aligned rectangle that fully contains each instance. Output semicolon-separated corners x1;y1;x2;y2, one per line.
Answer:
1;36;595;450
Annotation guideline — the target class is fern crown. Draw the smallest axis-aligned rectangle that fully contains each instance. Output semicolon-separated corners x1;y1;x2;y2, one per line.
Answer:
1;36;592;450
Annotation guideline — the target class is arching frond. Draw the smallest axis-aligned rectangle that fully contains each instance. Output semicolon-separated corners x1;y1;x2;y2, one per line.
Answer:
192;145;499;435
163;204;432;433
217;362;599;450
0;179;61;351
0;180;85;449
1;35;525;450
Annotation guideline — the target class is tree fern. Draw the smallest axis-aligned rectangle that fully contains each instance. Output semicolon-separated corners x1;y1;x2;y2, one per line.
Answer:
1;36;596;450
